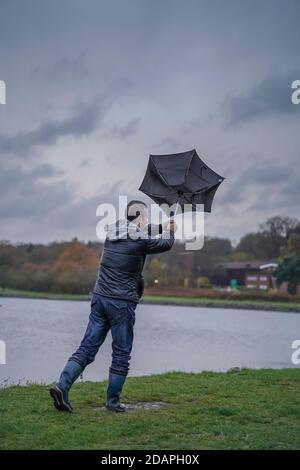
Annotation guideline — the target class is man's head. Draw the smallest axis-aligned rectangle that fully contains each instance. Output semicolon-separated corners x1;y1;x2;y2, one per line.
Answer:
126;200;148;228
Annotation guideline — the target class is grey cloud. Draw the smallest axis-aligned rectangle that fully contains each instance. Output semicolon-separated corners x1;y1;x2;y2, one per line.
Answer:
0;164;138;241
157;137;180;152
0;101;102;157
1;0;300;242
0;164;72;219
220;156;293;206
104;118;141;140
224;71;300;126
31;163;63;178
46;179;138;242
0;160;138;242
258;176;300;212
246;177;300;214
242;162;291;185
278;177;300;208
31;54;88;83
79;159;89;168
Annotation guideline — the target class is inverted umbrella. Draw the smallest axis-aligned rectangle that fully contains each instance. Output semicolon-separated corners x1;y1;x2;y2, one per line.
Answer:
139;149;224;214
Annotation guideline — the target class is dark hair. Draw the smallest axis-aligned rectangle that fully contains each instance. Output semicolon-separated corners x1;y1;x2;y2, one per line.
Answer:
126;200;147;222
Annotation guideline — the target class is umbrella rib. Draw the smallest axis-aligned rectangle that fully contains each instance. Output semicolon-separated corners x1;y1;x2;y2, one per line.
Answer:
184;149;196;184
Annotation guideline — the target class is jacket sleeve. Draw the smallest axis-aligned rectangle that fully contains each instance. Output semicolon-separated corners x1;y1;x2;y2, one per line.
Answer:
143;231;175;254
147;224;163;237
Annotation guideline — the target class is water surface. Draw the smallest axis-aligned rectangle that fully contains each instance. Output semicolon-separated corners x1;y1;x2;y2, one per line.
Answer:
0;297;299;386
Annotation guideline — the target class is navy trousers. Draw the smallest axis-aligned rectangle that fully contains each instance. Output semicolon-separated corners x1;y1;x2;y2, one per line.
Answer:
70;293;136;376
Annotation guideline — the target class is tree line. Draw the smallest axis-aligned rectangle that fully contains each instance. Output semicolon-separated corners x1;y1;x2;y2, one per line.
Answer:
0;216;299;294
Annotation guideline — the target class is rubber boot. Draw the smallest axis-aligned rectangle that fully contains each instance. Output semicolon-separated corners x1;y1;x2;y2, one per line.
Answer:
106;371;127;412
50;360;83;412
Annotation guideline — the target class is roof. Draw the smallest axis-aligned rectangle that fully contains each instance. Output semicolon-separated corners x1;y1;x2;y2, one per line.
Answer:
218;261;271;270
260;263;278;270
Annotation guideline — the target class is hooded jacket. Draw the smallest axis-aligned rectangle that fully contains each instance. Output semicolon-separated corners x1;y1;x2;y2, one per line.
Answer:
93;219;175;303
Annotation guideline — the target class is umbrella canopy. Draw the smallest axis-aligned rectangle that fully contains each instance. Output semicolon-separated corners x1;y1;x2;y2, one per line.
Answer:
139;149;224;213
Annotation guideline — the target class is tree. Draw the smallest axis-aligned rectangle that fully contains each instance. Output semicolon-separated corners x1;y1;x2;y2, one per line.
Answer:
196;276;212;288
52;241;99;293
280;233;300;257
273;255;300;294
259;216;300;258
236;216;300;260
235;232;270;259
260;216;299;239
145;258;162;286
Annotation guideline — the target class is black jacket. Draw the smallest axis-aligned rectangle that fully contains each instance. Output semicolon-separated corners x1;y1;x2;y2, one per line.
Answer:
93;220;175;303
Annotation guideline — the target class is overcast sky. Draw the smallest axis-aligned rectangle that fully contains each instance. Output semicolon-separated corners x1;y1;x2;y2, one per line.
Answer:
0;0;299;243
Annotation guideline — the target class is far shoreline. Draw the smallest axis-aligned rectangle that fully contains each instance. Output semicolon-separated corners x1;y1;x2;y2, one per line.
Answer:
1;288;300;313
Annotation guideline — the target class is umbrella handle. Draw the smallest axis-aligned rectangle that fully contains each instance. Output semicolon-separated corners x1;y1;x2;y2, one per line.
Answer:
170;201;180;220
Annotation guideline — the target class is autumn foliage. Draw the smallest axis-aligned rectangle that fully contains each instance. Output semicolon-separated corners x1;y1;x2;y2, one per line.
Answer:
0;239;101;294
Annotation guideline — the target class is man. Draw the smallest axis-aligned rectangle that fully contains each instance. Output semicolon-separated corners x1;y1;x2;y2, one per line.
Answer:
50;200;176;412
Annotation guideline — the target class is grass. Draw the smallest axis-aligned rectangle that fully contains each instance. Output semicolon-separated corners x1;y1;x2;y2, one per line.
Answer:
0;369;299;450
143;295;300;312
0;288;90;301
1;288;299;312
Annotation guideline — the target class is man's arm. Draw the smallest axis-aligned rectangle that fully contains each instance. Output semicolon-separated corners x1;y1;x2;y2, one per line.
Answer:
143;221;177;254
146;223;162;237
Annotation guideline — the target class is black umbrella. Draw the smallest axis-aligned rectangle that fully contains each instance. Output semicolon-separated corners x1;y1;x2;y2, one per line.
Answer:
139;149;224;214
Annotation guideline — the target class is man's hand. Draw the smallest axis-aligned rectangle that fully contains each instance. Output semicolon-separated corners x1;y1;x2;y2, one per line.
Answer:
162;219;177;233
161;220;169;231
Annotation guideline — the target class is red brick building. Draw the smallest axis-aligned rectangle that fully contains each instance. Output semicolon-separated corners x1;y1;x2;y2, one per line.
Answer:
218;261;278;290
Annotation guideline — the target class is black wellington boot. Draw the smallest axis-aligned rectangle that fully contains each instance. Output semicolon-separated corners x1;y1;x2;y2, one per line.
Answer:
50;360;83;412
106;371;127;412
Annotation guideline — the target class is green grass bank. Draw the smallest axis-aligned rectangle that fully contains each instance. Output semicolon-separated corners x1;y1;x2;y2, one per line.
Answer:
0;288;300;312
0;369;299;450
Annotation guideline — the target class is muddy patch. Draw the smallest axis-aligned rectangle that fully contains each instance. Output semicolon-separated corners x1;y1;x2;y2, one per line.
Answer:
95;401;170;412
